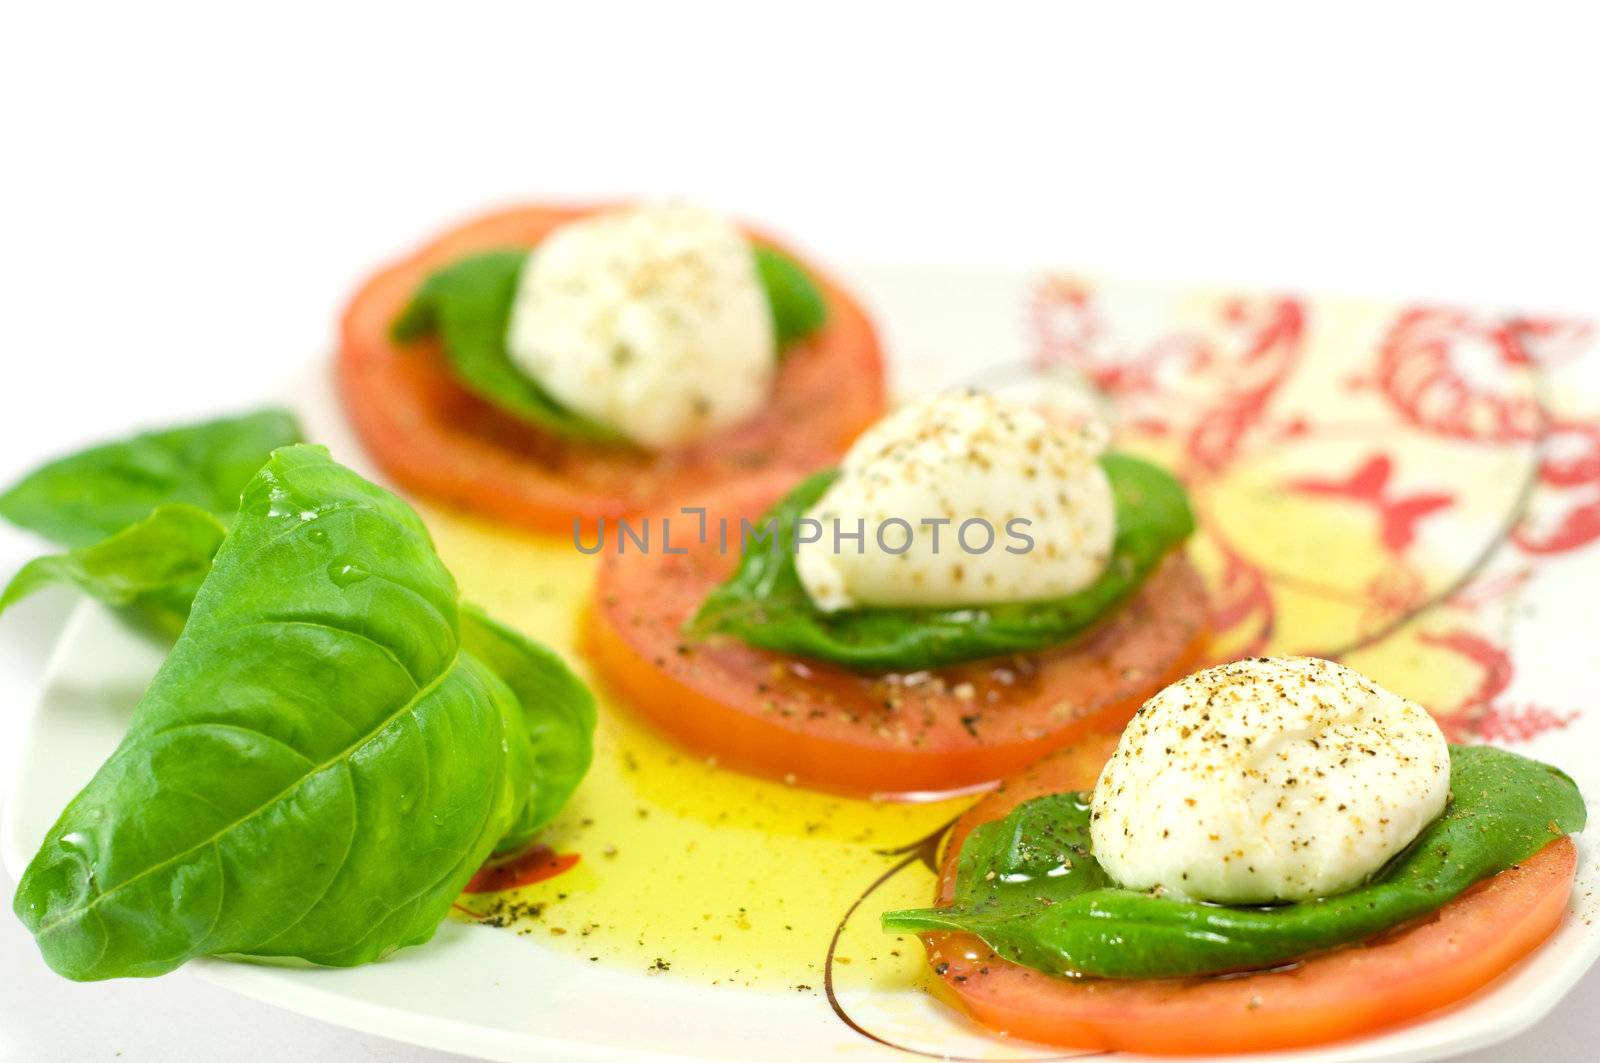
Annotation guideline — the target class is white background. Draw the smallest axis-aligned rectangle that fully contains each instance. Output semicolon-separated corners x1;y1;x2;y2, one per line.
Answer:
2;2;1597;1060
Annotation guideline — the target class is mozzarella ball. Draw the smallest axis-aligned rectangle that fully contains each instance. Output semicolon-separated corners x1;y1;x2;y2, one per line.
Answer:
795;390;1115;611
1090;656;1450;903
505;203;776;448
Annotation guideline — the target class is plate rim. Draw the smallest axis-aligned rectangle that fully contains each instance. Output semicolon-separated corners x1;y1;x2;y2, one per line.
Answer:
7;320;1600;1060
7;598;1600;1063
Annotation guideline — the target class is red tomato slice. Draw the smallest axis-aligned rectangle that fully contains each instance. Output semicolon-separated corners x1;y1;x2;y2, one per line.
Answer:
338;205;887;534
585;475;1209;798
915;736;1579;1055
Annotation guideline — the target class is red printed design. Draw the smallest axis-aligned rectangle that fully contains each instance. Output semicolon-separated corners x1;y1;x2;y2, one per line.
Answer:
1290;456;1453;554
1032;279;1596;744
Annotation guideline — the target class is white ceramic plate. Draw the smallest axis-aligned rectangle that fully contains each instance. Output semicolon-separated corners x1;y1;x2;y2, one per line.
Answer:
6;260;1600;1062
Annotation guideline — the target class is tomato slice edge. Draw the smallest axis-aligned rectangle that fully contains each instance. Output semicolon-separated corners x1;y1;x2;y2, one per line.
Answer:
585;477;1210;798
337;205;887;533
913;738;1578;1054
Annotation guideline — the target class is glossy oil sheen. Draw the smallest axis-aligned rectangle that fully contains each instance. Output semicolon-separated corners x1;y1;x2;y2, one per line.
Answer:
427;508;965;989
422;478;1560;994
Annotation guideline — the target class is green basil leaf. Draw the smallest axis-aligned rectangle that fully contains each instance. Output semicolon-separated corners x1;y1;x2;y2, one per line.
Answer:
389;252;627;444
882;745;1586;979
11;446;590;980
0;504;226;639
0;415;592;863
0;410;302;548
690;453;1195;671
460;604;597;854
753;245;828;348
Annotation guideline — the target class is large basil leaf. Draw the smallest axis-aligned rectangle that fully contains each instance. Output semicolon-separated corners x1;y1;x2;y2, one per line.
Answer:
460;604;596;854
690;453;1194;671
12;446;586;980
0;409;301;547
0;415;596;876
0;504;226;639
881;745;1586;980
392;244;828;441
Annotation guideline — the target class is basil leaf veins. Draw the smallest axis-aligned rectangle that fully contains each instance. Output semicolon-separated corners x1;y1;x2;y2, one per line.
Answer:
12;446;595;980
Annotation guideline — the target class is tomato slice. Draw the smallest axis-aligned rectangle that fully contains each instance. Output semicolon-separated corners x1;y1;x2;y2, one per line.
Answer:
585;475;1209;798
337;205;887;534
915;736;1579;1055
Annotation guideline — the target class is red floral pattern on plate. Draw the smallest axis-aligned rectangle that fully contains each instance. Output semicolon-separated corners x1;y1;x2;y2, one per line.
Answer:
1032;280;1597;743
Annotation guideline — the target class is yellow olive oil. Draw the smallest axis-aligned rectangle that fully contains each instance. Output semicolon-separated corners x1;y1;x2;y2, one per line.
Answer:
422;460;1505;993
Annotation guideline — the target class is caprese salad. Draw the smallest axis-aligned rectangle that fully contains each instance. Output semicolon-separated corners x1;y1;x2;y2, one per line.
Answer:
5;218;1588;1061
339;202;886;532
588;389;1210;796
883;656;1587;1054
